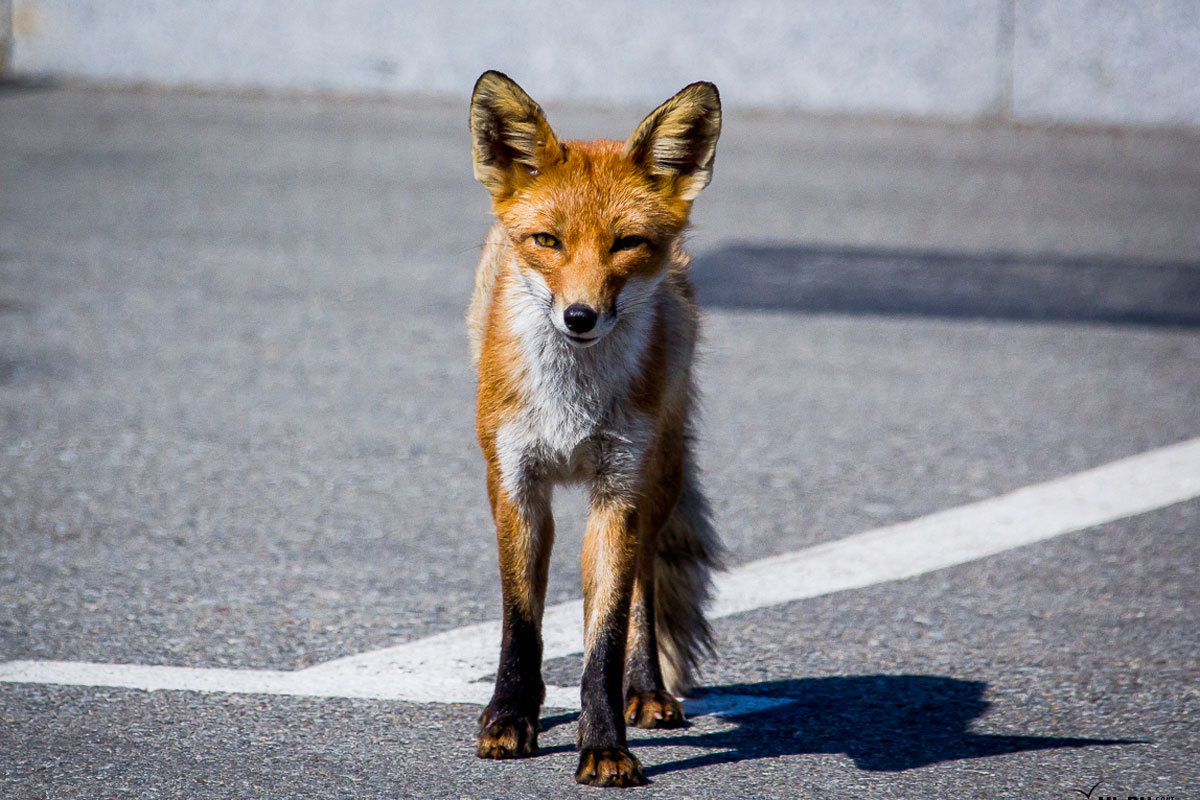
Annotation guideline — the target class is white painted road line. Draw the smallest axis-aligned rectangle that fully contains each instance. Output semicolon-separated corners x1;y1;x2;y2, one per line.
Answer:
2;436;1199;710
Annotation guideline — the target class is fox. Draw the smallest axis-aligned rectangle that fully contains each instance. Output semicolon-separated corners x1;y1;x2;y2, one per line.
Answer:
466;70;724;787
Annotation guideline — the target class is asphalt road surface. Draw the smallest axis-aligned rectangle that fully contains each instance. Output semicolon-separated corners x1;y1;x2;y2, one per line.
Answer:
2;83;1199;799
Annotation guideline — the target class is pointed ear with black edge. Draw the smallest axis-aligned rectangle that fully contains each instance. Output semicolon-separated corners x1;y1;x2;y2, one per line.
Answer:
470;70;563;199
624;81;722;202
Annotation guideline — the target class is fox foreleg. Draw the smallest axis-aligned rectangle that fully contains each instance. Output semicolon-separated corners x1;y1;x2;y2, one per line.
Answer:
574;501;646;786
476;465;554;759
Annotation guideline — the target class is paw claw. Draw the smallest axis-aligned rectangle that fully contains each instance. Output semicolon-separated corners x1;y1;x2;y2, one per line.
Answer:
624;689;685;729
476;710;538;759
575;747;646;787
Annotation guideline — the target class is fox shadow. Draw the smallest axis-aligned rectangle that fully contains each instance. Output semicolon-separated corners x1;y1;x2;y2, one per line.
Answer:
540;674;1141;775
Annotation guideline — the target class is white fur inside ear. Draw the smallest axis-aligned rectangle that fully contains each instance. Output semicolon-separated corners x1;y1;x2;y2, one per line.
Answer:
469;72;561;196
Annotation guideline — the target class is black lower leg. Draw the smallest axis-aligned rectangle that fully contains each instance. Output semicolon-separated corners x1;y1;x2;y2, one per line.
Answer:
575;601;646;786
624;577;664;696
578;609;628;752
494;601;545;713
477;602;544;758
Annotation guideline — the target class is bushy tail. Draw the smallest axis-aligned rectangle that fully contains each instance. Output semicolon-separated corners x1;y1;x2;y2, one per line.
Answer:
654;459;724;696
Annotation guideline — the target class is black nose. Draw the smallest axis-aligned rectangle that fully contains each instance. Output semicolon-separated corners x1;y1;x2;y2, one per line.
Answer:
563;304;598;334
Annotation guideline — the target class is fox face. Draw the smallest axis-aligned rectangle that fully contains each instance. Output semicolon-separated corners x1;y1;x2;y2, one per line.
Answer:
470;72;721;348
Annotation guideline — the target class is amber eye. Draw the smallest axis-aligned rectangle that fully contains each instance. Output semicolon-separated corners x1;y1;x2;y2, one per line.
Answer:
612;235;649;252
532;232;559;248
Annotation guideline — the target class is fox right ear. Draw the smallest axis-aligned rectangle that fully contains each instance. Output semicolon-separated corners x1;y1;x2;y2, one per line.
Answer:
470;71;562;199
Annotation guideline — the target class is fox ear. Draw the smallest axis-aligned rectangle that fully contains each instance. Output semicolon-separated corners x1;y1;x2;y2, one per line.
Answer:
470;71;562;198
624;82;722;201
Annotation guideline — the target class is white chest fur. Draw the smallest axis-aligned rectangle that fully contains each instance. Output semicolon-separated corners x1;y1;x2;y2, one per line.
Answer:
494;267;658;501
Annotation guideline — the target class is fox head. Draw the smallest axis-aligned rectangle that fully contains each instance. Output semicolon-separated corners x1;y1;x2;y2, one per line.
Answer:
470;71;721;348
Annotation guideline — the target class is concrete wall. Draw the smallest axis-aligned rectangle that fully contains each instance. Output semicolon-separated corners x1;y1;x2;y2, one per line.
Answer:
1012;0;1200;127
9;0;1200;127
1;0;11;75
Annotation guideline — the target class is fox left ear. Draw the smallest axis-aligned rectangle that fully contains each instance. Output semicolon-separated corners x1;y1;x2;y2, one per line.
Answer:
470;70;563;199
624;82;722;201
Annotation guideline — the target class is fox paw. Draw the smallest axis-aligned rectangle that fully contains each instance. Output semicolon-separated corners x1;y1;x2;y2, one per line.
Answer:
476;710;538;759
624;689;685;729
575;747;646;787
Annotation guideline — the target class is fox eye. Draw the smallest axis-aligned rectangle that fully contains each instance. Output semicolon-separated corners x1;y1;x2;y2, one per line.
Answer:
532;232;559;248
612;235;649;252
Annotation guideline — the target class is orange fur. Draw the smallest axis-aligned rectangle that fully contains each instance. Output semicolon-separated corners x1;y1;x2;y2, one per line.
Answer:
469;71;724;787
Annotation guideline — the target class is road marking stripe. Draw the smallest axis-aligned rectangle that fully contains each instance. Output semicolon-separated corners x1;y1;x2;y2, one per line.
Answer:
3;436;1199;710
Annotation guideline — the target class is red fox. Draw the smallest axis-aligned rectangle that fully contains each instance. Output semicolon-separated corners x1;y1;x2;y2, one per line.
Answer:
467;70;723;787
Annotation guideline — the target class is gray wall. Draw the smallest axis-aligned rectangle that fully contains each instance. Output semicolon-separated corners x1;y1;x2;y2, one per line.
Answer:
9;0;1200;127
1;0;11;75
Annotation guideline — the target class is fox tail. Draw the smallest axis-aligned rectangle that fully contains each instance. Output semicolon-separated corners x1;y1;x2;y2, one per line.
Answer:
653;451;724;696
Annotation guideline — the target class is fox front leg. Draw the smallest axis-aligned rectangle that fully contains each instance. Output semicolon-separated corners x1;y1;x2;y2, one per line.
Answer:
476;465;554;759
575;502;646;787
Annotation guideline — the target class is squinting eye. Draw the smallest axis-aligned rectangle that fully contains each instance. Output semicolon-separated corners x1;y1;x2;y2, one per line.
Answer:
532;233;559;248
612;236;649;252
